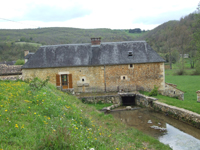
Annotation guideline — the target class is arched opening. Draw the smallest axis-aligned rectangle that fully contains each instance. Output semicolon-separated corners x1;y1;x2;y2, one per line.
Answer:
121;96;136;106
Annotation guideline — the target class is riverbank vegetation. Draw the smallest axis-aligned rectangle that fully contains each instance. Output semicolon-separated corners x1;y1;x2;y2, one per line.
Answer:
0;80;170;150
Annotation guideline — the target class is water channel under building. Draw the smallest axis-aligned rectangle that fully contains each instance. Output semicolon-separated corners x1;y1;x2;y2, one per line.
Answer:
109;106;200;150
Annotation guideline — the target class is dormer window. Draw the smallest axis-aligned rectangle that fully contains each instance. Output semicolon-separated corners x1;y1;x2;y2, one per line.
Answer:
128;51;133;56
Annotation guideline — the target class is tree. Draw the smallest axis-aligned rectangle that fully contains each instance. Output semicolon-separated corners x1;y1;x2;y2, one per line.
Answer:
191;2;200;72
174;24;191;71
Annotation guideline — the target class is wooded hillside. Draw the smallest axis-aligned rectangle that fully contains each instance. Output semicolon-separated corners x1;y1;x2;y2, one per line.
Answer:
137;12;197;65
0;28;145;61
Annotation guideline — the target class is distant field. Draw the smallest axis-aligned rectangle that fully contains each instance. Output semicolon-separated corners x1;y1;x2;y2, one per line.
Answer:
146;66;200;114
15;42;42;47
165;75;200;101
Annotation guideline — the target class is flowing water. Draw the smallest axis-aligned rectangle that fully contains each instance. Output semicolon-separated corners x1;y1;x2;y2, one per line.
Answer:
110;107;200;150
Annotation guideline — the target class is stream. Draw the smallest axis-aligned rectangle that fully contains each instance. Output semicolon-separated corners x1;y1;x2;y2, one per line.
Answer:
110;107;200;150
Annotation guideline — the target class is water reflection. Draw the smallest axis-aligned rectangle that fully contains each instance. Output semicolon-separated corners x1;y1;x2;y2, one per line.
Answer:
110;107;200;150
159;124;200;150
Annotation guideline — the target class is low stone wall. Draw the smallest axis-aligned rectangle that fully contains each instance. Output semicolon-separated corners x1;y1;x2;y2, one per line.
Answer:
0;75;22;80
135;94;158;107
79;95;121;104
152;101;200;128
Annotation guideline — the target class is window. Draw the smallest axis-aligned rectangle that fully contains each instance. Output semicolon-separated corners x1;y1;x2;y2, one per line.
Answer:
61;74;68;86
82;78;85;82
56;74;73;89
121;75;127;80
130;64;133;68
128;51;133;56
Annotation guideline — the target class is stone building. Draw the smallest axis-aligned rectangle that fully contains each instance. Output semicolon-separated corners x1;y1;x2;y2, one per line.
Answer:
22;38;166;94
163;83;184;100
0;64;22;80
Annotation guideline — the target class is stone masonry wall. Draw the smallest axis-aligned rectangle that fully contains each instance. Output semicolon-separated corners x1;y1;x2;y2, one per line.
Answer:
22;66;105;93
105;62;165;92
163;83;184;100
152;101;200;128
79;95;121;104
22;62;165;93
0;75;22;80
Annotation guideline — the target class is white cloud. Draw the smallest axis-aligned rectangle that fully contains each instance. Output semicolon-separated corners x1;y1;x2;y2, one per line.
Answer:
0;0;199;30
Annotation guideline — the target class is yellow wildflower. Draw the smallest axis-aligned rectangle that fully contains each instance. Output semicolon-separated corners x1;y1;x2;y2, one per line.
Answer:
21;125;24;129
15;124;18;128
5;109;7;112
34;112;36;114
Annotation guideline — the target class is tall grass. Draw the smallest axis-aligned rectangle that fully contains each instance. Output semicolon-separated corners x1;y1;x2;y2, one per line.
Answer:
0;80;170;150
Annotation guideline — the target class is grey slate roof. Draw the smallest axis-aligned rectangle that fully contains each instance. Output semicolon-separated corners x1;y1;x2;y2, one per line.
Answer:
22;41;165;69
24;52;35;59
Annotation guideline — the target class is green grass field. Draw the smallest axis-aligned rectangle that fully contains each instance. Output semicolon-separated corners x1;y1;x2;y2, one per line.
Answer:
0;80;170;150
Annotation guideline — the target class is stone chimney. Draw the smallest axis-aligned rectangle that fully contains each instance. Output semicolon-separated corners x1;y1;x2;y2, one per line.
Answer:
91;37;101;45
24;50;29;63
24;50;29;57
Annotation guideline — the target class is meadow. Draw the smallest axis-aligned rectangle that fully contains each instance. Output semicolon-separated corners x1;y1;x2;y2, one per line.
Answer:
0;79;170;150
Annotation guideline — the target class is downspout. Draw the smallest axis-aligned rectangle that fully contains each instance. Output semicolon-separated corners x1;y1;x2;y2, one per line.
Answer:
104;65;107;92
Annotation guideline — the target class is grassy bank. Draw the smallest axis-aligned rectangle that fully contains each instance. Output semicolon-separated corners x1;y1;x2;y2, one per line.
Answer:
0;80;170;150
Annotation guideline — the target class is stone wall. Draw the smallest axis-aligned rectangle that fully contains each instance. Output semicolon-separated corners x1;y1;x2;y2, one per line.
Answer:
105;63;165;92
163;83;184;100
0;75;22;80
152;101;200;128
22;66;105;93
135;94;158;107
79;95;121;104
22;62;165;93
0;64;22;75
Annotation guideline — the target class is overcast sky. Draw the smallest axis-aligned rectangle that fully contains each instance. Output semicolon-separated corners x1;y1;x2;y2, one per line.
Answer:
0;0;199;30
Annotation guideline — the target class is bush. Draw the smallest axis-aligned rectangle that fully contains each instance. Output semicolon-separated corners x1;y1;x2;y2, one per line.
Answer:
149;85;159;96
15;59;25;65
192;61;200;75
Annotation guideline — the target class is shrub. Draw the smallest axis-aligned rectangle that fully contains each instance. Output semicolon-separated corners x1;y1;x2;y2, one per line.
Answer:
149;85;159;96
15;59;25;65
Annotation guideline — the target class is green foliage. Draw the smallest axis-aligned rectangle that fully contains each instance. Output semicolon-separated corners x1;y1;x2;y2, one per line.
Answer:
0;42;39;61
0;27;145;61
85;103;113;110
149;85;159;96
15;59;25;65
0;80;170;150
191;60;200;75
174;58;186;75
29;77;50;92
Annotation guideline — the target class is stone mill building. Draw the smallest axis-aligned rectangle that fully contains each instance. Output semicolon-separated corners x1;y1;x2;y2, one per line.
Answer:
22;38;166;94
